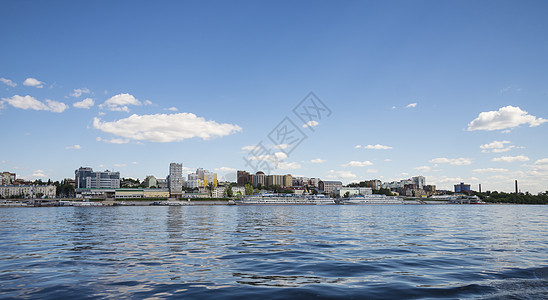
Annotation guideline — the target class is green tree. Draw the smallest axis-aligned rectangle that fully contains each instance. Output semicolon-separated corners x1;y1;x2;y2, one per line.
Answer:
226;186;234;197
244;183;254;196
344;191;350;198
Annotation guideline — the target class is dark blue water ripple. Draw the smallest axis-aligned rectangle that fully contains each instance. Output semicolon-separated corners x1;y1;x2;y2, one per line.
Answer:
1;205;548;299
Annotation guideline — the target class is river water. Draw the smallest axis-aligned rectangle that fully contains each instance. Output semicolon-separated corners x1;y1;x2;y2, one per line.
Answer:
1;205;547;299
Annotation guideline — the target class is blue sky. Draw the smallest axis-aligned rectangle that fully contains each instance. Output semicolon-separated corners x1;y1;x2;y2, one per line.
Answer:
1;0;548;193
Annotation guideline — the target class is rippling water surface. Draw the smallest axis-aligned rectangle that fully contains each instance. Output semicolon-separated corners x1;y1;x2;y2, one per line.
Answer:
1;205;547;299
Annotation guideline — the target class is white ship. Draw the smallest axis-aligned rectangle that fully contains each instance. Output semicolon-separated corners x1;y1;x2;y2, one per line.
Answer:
235;194;336;205
341;194;403;205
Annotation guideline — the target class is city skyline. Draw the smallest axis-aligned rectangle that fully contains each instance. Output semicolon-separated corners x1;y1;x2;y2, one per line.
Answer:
1;1;548;193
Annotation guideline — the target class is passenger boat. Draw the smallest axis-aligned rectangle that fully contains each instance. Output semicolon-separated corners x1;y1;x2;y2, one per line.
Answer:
235;194;336;205
341;194;403;204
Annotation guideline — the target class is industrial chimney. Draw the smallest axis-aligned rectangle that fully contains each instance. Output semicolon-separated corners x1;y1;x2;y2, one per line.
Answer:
515;180;518;194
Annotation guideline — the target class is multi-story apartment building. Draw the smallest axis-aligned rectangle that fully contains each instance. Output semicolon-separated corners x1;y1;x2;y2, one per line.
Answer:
186;168;218;188
319;181;342;194
237;170;251;186
266;175;284;187
283;174;292;188
252;171;266;187
454;182;471;193
1;172;16;185
0;185;56;199
144;175;157;188
75;167;120;189
168;163;183;197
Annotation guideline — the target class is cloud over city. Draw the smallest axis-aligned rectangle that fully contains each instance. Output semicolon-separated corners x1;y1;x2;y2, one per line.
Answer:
468;106;547;131
93;113;242;143
430;157;472;165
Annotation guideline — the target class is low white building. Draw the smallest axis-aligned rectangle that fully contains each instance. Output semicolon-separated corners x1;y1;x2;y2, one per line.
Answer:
232;186;246;196
0;185;56;199
336;187;373;197
212;186;226;198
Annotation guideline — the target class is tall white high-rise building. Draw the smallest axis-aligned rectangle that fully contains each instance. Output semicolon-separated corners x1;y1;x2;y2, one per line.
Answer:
168;163;183;197
412;176;426;189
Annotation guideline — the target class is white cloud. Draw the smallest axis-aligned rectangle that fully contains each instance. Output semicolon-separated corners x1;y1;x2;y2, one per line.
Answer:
32;170;47;178
45;100;69;113
384;158;392;162
326;170;357;179
473;168;508;173
468;106;547;131
242;144;260;152
1;95;67;113
363;144;393;150
415;166;431;172
310;158;325;164
0;77;17;87
480;140;510;150
492;155;530;163
23;77;44;88
70;88;90;97
73;98;95;109
144;100;153;105
354;145;362;149
99;93;141;112
167;107;178;111
341;160;373;167
93;113;242;143
391;106;396;109
276;161;302;170
480;140;516;153
430;157;472;165
214;167;237;172
96;137;130;144
534;158;548;166
114;163;127;168
274;144;290;150
406;102;417;108
367;169;378;173
303;120;319;128
65;144;82;150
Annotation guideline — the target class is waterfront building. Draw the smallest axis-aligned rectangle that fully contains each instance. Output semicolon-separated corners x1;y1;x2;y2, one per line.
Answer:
292;176;307;187
1;172;16;185
168;163;184;197
319;181;343;194
309;178;320;188
237;170;251;186
336;187;373;197
0;185;56;199
75;167;120;189
232;186;246;196
156;178;168;189
283;174;293;188
252;171;266;187
412;176;426;189
454;182;471;193
212;186;226;198
189;168;218;187
266;175;284;187
144;175;157;188
115;188;170;199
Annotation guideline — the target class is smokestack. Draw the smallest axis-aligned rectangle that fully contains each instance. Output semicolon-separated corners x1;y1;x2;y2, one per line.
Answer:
515;180;518;194
479;184;482;193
